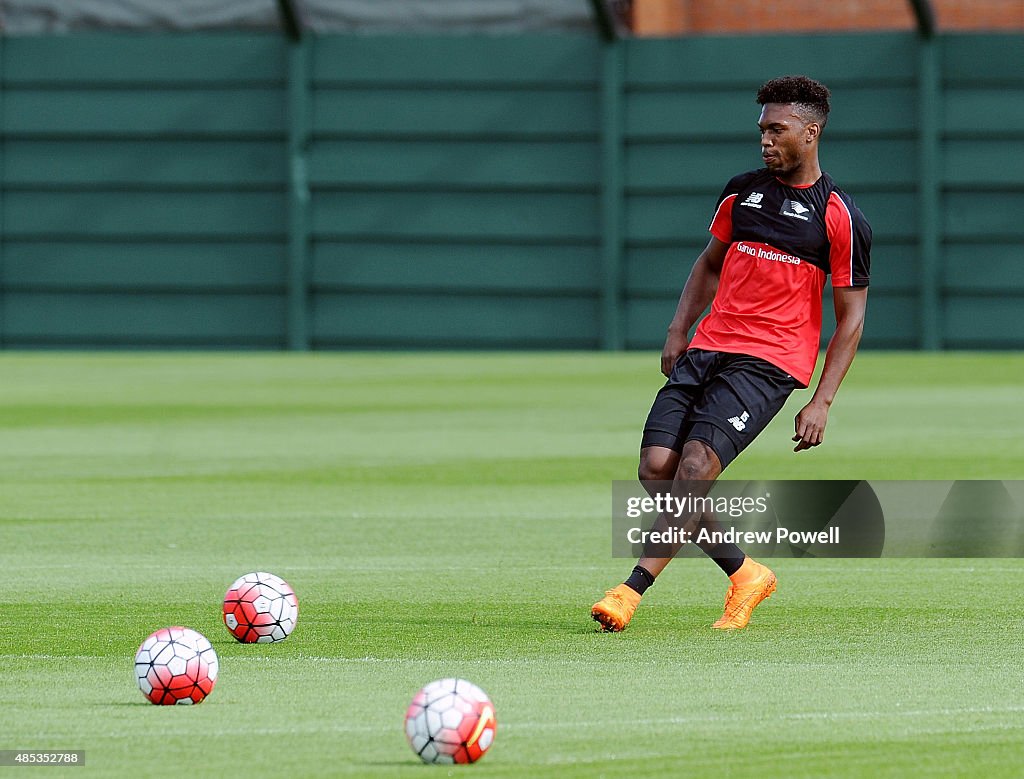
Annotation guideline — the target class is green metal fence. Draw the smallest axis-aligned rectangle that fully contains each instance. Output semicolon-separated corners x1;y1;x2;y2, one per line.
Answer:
1;32;1021;349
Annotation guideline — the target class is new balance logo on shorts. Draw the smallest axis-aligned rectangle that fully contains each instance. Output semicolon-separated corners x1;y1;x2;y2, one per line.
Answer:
728;411;750;431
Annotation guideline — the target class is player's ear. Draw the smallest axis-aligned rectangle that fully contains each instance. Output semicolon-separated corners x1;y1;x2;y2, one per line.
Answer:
805;121;821;143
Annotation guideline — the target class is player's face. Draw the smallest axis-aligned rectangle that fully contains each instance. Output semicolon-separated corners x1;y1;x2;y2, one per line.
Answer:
758;103;815;177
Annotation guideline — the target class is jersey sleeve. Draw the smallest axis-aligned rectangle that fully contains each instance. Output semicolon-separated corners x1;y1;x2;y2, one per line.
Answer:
707;173;752;244
825;190;871;287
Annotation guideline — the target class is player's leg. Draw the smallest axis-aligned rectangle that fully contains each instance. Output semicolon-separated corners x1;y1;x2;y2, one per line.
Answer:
592;437;732;631
685;355;798;629
589;445;679;632
591;352;707;632
593;353;797;632
638;438;724;578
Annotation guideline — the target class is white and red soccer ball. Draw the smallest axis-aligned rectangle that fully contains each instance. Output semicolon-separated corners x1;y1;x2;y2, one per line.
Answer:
223;571;299;643
405;678;497;764
134;626;218;705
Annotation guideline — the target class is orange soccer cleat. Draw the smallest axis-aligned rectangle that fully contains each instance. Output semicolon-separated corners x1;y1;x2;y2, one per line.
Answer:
712;558;777;630
591;584;643;632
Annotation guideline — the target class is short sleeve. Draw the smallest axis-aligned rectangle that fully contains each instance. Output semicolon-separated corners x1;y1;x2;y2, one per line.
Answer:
826;190;871;287
708;176;747;243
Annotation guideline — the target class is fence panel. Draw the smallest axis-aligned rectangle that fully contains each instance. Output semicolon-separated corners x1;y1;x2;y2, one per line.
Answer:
0;32;1021;350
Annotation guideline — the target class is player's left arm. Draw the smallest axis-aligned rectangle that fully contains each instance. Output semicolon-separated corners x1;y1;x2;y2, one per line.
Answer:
793;285;868;452
795;189;872;452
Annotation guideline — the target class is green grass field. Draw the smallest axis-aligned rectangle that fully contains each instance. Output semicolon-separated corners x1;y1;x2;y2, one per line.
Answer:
2;352;1023;778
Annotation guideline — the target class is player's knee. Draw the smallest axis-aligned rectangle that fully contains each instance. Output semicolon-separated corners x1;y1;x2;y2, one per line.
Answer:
676;444;719;482
638;448;675;483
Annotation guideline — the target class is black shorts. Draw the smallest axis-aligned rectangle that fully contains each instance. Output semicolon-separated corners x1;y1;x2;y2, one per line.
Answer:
641;349;798;469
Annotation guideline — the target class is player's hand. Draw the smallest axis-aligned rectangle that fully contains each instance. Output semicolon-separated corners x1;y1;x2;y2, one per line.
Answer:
661;329;689;377
793;400;829;452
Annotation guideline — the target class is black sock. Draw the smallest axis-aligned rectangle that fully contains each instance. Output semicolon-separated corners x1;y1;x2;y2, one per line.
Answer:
691;511;745;576
699;544;745;577
623;565;656;596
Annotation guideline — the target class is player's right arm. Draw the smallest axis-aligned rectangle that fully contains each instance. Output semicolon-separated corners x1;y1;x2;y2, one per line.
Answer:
660;236;729;376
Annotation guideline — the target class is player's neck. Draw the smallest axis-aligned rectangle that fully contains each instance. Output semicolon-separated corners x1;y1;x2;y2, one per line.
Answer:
776;157;822;188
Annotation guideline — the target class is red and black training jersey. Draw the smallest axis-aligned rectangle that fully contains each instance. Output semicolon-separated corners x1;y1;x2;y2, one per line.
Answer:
689;168;871;387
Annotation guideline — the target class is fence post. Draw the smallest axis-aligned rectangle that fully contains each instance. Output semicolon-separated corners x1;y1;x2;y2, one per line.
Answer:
0;36;5;349
599;39;625;351
285;37;311;351
918;35;941;350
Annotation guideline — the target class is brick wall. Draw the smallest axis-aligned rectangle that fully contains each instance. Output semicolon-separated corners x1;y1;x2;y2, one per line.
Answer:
631;0;1024;35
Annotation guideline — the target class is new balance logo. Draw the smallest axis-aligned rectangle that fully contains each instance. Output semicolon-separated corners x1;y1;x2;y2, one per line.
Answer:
728;411;750;431
740;192;764;209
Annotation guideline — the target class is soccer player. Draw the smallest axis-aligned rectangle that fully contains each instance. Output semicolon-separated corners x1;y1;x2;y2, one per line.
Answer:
592;75;871;631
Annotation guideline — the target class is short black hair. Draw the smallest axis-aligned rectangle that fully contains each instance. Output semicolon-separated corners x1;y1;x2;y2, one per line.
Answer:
757;75;831;127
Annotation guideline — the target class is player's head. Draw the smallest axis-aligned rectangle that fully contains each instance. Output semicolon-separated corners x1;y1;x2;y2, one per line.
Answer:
757;75;831;128
755;75;831;176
